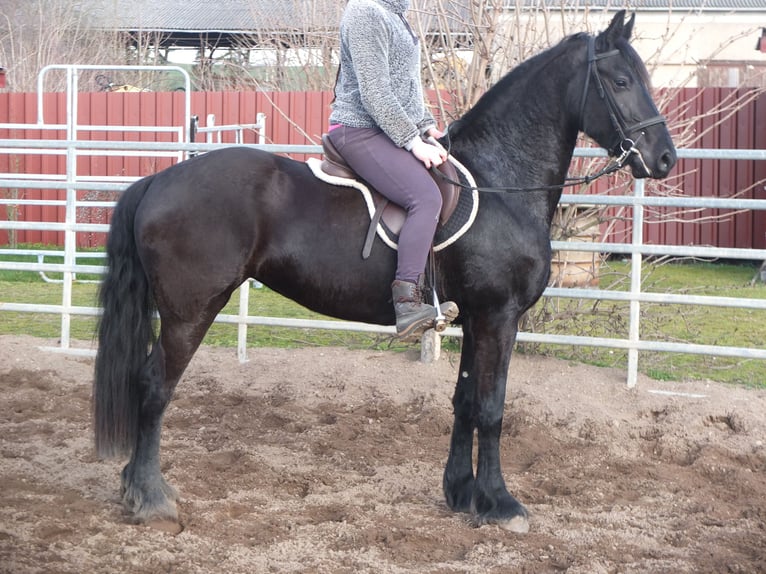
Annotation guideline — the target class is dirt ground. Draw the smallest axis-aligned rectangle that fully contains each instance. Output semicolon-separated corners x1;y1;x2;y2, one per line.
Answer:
1;334;765;574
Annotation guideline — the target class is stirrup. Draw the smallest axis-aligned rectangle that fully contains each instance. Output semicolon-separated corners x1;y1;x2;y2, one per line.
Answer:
424;255;459;331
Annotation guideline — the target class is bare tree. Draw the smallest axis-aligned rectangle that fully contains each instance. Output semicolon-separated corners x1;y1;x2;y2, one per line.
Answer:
0;0;131;91
179;0;344;92
400;2;765;355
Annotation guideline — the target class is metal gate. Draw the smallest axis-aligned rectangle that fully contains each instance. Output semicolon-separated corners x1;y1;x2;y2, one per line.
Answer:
2;68;766;386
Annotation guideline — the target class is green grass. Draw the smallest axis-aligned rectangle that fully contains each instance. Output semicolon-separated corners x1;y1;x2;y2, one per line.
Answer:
0;248;417;352
522;259;766;387
1;248;764;386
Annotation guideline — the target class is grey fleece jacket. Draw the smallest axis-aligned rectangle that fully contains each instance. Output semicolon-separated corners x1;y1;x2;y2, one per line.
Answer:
329;0;436;148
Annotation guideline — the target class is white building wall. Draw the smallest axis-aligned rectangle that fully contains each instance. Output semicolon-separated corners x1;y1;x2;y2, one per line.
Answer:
629;13;765;87
496;10;765;87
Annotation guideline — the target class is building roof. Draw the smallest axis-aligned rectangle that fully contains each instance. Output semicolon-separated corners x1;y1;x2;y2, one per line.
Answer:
83;0;342;49
521;0;765;9
85;0;341;35
86;0;766;32
83;0;765;48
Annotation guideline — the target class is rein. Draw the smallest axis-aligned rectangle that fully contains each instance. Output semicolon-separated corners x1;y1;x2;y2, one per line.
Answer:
432;36;667;194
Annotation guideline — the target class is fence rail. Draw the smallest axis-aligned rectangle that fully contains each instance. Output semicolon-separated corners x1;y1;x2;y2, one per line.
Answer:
3;86;765;249
2;133;766;386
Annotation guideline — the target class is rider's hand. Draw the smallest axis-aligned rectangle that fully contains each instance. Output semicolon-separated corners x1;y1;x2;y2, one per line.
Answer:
426;127;445;140
410;137;447;169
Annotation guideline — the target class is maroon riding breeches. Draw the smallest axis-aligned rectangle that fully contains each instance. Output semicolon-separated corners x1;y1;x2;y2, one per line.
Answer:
327;125;442;283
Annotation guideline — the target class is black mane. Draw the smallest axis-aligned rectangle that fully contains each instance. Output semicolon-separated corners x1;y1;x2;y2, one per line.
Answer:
454;25;651;137
456;32;590;132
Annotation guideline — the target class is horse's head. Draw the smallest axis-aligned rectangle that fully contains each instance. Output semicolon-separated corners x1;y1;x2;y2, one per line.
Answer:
579;10;676;179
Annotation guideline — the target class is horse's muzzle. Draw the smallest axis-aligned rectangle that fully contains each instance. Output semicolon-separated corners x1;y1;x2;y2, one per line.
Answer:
627;144;677;179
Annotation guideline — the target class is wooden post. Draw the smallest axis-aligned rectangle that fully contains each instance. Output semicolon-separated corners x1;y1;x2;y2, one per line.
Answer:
420;329;441;363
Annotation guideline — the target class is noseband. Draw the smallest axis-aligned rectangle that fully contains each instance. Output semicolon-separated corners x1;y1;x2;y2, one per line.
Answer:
578;36;667;164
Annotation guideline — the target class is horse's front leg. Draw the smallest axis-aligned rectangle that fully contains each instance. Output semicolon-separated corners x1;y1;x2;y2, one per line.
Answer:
443;320;477;512
445;313;529;532
473;314;529;532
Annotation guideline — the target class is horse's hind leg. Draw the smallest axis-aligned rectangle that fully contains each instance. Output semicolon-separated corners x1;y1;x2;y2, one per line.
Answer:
120;339;177;524
121;307;224;527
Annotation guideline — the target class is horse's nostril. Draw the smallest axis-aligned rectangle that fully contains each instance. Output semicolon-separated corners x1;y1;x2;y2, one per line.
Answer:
660;149;677;173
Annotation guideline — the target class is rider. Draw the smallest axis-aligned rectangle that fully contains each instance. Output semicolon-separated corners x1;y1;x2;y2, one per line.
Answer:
327;0;458;339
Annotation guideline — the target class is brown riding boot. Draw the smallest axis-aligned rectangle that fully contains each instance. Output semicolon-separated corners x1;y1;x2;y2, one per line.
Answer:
391;279;437;339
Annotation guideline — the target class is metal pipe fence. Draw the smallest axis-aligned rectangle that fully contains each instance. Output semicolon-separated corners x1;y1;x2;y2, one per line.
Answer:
2;135;766;386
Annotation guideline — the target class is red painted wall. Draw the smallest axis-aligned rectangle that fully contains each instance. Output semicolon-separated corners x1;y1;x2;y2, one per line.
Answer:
1;89;764;250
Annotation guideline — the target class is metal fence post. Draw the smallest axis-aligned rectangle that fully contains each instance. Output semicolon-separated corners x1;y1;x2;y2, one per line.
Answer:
61;67;78;349
627;179;646;388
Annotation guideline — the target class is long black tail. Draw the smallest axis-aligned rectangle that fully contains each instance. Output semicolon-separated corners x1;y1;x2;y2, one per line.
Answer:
93;176;156;459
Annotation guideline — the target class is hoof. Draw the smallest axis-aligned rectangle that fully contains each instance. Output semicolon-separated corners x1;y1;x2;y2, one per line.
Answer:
444;470;475;513
496;515;530;534
128;497;179;525
145;518;184;535
122;476;180;525
471;512;530;534
471;492;529;533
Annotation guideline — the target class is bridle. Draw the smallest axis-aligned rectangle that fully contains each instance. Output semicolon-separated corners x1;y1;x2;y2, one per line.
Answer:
579;36;666;166
435;35;668;193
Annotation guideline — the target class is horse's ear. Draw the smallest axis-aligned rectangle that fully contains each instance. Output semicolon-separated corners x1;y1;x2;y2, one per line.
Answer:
599;10;628;49
623;12;635;40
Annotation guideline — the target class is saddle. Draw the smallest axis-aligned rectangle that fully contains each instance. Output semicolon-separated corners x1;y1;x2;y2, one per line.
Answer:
321;134;461;258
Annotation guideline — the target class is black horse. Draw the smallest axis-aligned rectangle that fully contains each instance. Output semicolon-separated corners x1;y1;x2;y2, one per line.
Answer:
94;11;676;532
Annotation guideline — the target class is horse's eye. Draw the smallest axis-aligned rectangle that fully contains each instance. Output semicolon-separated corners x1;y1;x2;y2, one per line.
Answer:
615;77;629;89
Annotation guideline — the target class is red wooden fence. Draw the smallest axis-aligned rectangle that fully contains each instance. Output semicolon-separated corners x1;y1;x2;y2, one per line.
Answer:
1;89;765;250
603;88;766;252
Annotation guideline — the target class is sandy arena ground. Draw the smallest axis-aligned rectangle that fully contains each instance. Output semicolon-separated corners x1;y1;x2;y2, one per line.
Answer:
1;334;765;573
